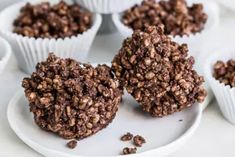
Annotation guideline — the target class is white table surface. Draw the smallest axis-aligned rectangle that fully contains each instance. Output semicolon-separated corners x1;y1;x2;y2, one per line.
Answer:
1;1;235;157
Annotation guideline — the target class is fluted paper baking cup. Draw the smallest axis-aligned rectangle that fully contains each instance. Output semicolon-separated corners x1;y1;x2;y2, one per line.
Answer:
0;37;12;74
204;49;235;124
112;0;219;45
0;0;102;74
75;0;143;14
215;0;235;12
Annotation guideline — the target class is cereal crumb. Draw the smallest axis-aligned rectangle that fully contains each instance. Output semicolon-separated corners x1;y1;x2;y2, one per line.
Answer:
67;140;77;149
122;147;137;155
121;132;134;141
133;135;146;147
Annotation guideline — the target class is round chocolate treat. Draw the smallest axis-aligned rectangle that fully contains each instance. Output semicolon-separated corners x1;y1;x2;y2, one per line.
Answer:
22;53;123;140
122;0;208;37
112;26;207;117
13;1;92;39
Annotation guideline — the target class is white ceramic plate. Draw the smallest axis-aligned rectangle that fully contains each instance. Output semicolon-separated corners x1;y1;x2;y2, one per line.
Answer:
8;89;202;157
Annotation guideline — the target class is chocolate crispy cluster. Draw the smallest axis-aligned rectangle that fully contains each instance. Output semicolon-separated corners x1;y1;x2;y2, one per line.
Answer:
122;0;208;37
213;59;235;87
14;1;92;39
22;53;123;140
112;26;207;117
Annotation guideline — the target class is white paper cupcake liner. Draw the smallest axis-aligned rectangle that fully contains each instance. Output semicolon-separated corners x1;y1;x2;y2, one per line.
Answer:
75;0;143;14
204;49;235;124
98;14;117;34
112;0;219;49
0;37;12;74
0;0;102;74
215;0;235;12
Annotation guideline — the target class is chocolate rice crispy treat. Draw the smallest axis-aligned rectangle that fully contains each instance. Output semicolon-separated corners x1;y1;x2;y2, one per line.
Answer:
122;0;208;37
22;53;123;140
112;26;207;117
14;1;92;39
213;59;235;87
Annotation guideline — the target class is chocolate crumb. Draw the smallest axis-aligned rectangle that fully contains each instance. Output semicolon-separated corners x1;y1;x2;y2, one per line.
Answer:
133;135;146;147
179;119;183;122
67;140;77;149
122;147;137;155
121;132;134;141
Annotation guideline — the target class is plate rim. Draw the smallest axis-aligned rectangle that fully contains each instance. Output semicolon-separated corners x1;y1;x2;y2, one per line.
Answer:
8;90;202;157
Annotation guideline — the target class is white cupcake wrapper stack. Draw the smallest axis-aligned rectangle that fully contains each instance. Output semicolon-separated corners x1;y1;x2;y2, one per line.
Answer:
0;0;102;74
215;0;235;12
75;0;143;14
204;49;235;124
0;37;12;74
112;0;219;46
